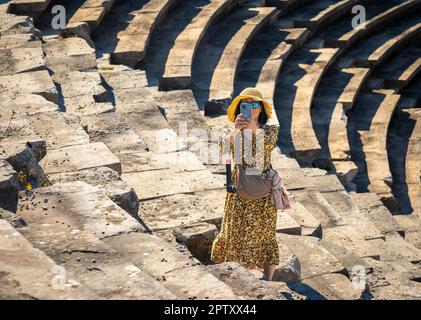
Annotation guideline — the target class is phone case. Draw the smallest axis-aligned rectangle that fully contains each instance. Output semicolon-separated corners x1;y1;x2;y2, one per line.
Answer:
240;104;252;120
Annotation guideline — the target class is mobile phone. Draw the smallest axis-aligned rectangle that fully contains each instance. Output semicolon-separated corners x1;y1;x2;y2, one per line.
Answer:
240;103;252;121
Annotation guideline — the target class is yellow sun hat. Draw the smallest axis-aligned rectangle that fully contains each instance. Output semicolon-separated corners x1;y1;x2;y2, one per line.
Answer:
226;87;272;122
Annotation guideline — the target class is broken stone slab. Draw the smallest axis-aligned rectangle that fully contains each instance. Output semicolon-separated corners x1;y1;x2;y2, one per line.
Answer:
0;70;58;103
0;33;41;49
276;233;346;280
322;225;385;260
350;192;404;236
297;273;368;300
0;46;45;76
285;200;322;238
47;167;139;218
0;117;46;159
139;193;222;232
0;143;49;189
174;222;219;265
321;191;384;240
205;262;290;300
61;21;94;47
319;239;372;275
25;112;90;150
112;86;156;106
43;37;97;71
333;160;358;186
17;181;144;239
276;210;302;235
52;70;107;100
103;232;240;299
0;160;19;212
0;93;59;119
122;168;223;200
0;14;41;37
81;112;148;153
8;0;51;18
0;219;98;299
40;142;122;175
363;257;421;299
99;69;148;90
381;232;421;263
64;98;114;116
290;189;346;228
273;240;301;284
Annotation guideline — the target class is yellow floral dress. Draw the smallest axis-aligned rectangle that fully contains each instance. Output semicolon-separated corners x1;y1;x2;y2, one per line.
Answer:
210;124;280;269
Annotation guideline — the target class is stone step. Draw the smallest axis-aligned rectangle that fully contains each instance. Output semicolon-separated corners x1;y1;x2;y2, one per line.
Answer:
0;45;45;76
283;48;339;163
293;0;362;31
363;257;421;299
8;0;52;19
350;192;405;236
47;167;139;218
290;189;346;229
285;200;322;237
103;232;241;299
384;56;421;91
63;0;117;45
276;233;346;280
290;273;367;300
25;111;90;150
160;0;241;90
319;239;372;275
320;190;384;240
0;70;58;104
360;94;401;195
138;193;222;232
43;37;97;72
381;232;421;263
322;225;385;259
111;0;179;67
40;142;122;175
353;22;421;68
7;182;177;299
405;109;421;213
0;218;98;299
122;168;224;201
202;5;279;114
324;0;421;48
51;70;111;116
205;262;291;299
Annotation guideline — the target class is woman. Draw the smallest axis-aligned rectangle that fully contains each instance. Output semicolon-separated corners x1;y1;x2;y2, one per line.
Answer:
210;87;280;281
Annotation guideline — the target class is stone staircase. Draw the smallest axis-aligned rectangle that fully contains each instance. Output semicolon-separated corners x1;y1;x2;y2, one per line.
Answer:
1;0;420;300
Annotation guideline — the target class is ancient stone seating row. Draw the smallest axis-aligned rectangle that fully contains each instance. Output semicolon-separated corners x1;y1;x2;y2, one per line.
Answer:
8;0;51;19
324;0;421;48
284;1;421;164
159;0;241;90
111;0;179;67
203;5;278;114
63;0;117;45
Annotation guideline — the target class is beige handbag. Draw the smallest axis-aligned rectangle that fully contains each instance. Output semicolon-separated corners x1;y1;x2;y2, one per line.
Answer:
235;164;272;200
235;164;291;210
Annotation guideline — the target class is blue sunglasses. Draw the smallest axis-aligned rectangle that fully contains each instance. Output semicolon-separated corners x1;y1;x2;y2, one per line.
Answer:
240;101;260;109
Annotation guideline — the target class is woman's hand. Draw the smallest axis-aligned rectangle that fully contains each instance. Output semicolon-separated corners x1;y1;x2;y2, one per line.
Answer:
234;114;250;130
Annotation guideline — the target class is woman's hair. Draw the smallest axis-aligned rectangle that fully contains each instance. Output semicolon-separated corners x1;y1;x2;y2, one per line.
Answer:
234;100;268;127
